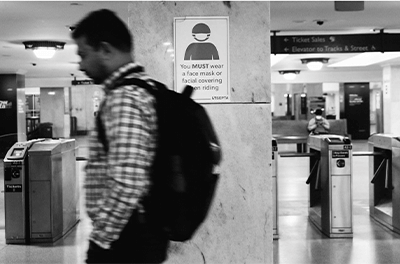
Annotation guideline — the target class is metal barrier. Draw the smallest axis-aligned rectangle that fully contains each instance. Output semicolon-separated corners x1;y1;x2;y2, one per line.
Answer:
366;134;400;234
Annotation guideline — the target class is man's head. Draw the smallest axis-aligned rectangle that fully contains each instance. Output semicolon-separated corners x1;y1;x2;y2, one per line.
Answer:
71;9;133;84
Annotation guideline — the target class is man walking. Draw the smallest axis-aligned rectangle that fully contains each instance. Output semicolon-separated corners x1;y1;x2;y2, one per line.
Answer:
72;9;169;263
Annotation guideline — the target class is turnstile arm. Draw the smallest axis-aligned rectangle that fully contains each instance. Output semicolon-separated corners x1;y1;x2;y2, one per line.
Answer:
371;158;387;184
385;159;390;189
352;151;385;157
370;158;392;190
279;152;317;158
306;158;321;191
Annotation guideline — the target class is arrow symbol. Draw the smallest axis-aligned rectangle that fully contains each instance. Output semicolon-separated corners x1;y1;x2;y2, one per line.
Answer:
284;38;289;42
371;45;376;50
284;47;289;52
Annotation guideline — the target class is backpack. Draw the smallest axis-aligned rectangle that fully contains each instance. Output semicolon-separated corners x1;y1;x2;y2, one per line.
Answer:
97;77;222;242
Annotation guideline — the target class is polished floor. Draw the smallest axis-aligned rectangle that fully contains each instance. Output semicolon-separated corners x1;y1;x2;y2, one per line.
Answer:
0;138;400;263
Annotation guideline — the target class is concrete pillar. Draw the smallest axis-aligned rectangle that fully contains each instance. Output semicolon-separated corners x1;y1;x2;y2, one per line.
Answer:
382;65;400;134
128;2;272;263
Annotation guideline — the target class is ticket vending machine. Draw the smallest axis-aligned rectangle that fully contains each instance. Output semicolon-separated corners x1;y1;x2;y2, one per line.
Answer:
272;138;279;240
307;134;353;238
3;139;79;244
368;134;400;234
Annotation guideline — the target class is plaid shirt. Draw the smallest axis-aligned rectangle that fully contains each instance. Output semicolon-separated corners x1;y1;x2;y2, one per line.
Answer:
84;62;158;249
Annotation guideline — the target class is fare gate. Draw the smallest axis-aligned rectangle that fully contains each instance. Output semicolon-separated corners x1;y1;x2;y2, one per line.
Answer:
367;134;400;234
3;139;79;244
279;134;353;238
307;135;353;238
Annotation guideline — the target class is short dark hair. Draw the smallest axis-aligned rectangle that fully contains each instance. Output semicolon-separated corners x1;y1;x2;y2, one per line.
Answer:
71;9;132;52
315;109;323;115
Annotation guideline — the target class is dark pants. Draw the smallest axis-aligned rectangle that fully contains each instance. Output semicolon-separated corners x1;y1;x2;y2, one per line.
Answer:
86;211;169;264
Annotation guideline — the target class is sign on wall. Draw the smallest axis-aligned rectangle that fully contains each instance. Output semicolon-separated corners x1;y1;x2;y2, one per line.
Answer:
174;16;230;103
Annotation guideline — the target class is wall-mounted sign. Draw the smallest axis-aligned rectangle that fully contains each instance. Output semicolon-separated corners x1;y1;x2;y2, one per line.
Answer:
174;16;230;103
0;100;12;109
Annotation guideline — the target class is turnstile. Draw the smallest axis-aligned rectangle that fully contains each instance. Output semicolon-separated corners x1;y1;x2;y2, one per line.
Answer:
3;138;79;244
307;134;353;238
368;134;400;234
272;139;278;240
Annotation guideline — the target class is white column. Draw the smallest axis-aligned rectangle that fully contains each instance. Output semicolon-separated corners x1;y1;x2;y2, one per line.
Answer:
382;65;400;134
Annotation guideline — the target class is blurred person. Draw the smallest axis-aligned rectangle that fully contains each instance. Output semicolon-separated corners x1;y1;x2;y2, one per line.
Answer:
308;108;330;134
71;9;168;263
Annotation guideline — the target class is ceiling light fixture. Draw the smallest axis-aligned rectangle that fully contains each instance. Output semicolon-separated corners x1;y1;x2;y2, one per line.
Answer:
301;58;329;71
23;41;65;59
279;70;300;80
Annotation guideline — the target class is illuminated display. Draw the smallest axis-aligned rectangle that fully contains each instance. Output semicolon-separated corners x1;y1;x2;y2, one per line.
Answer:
11;148;24;157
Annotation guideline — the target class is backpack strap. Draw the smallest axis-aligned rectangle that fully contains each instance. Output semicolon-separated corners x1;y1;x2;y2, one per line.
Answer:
96;100;108;152
96;78;195;153
96;78;158;153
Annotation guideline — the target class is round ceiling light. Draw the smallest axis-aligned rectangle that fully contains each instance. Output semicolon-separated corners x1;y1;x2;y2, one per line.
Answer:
23;41;65;59
301;58;329;71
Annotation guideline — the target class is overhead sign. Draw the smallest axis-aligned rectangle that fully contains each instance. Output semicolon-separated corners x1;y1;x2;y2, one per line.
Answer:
174;16;230;103
72;79;94;85
272;33;400;54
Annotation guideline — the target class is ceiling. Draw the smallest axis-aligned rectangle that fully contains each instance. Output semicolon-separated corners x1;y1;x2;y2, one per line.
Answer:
1;1;400;80
0;1;129;79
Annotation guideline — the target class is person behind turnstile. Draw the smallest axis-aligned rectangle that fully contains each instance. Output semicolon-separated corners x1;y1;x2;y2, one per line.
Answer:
3;138;79;244
307;108;330;135
272;138;278;239
307;134;353;238
368;134;400;234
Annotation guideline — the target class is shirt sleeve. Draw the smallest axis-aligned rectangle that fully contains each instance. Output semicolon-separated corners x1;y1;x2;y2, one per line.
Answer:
308;118;317;131
90;87;157;249
322;118;330;129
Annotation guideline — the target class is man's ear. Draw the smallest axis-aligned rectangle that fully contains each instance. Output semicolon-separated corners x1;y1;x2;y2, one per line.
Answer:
98;41;114;59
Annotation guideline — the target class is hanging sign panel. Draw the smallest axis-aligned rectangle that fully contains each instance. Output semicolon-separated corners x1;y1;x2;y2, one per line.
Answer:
174;17;230;103
272;34;383;54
